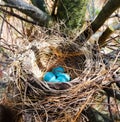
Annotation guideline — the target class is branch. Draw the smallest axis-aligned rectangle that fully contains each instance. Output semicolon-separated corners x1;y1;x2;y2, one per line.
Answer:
74;0;120;47
110;13;120;18
0;7;37;25
0;14;24;36
84;107;113;122
103;87;120;101
1;0;50;26
98;23;120;47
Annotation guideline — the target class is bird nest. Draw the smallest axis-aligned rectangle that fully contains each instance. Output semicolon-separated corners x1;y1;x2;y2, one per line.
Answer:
2;55;118;122
1;35;119;122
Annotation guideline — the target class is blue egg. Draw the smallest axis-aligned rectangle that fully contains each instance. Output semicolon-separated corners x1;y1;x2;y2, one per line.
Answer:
56;76;67;82
43;72;56;82
56;73;70;81
52;79;60;82
48;77;58;82
52;66;65;75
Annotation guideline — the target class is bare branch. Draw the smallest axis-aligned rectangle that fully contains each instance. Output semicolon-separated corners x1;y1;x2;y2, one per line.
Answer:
74;0;120;47
84;107;113;122
98;23;120;47
1;0;50;26
0;7;37;25
103;87;120;101
0;14;24;36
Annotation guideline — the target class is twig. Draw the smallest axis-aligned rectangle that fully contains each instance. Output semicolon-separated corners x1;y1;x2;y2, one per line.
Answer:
107;95;114;121
0;38;18;52
83;107;113;122
110;13;120;18
51;0;59;16
2;0;50;26
103;87;120;101
0;14;24;36
0;13;5;38
0;7;37;26
98;23;120;47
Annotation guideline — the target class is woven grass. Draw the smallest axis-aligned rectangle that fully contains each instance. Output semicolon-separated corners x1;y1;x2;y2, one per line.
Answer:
3;60;118;122
1;40;119;122
0;26;119;122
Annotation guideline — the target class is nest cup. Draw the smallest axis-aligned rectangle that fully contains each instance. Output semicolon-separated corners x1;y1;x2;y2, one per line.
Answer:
4;35;95;122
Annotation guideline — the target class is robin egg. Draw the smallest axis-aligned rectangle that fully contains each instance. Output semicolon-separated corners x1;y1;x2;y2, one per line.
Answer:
52;66;65;75
43;72;56;82
56;73;70;82
56;76;67;82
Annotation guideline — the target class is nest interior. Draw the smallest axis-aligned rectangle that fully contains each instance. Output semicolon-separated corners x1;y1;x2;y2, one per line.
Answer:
31;36;90;79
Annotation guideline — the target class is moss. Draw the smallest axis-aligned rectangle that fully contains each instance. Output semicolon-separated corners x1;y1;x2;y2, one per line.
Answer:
56;0;88;32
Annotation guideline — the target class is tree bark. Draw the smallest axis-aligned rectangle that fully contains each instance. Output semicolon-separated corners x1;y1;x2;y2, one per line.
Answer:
2;0;50;26
30;0;46;12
